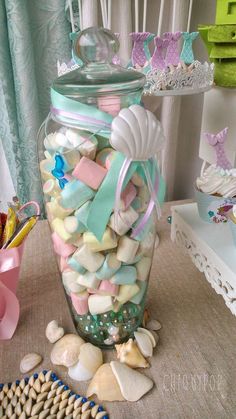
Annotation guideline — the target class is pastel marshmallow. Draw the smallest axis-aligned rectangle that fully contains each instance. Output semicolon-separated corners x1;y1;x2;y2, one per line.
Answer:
63;149;81;169
98;280;119;296
64;216;80;234
52;218;74;243
131;172;144;187
137;185;150;210
135;257;152;281
117;236;139;263
77;272;100;289
139;231;156;255
131;197;143;213
71;290;89;315
95;253;121;280
51;232;76;258
88;295;113;315
60;257;70;272
40;158;54;181
54;131;71;148
97;95;121;117
62;269;85;294
72;157;107;190
66;129;98;159
121;182;137;210
130;281;148;304
83;227;117;252
67;257;87;274
61;180;95;209
105;150;118;170
116;284;140;304
44;133;60;151
43;179;60;197
110;265;137;285
109;206;139;236
96;148;113;168
73;245;105;272
46;198;74;219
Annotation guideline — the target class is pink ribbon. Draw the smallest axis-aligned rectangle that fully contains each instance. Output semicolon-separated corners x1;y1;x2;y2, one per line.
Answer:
0;243;24;340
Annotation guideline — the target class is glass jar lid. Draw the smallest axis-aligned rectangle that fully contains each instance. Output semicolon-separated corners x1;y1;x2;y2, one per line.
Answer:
52;27;145;99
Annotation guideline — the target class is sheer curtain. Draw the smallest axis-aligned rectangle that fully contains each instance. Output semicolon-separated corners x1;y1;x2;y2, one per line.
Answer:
0;0;71;208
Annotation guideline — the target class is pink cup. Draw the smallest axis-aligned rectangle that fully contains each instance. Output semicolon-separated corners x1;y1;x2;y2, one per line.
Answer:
0;242;24;340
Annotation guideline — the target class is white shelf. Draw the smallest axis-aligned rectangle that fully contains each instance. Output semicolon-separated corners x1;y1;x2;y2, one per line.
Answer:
144;85;212;97
171;202;236;316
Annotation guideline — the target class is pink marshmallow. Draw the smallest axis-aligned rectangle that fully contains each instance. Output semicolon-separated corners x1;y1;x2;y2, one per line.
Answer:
72;156;107;190
121;182;137;210
99;280;119;296
97;96;121;117
60;256;70;272
71;291;89;315
51;232;76;258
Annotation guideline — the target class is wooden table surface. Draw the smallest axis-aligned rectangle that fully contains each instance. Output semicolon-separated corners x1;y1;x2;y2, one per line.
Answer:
1;201;236;419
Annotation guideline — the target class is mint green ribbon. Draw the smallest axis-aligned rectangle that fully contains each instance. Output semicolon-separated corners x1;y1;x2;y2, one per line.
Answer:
49;88;165;241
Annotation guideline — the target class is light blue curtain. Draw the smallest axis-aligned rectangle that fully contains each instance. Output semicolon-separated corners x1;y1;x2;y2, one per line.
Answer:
0;0;72;208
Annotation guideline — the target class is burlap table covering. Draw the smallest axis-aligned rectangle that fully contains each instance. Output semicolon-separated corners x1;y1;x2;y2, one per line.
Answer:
1;201;236;419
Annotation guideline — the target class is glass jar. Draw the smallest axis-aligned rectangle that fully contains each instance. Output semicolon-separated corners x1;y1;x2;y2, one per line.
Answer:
38;27;162;348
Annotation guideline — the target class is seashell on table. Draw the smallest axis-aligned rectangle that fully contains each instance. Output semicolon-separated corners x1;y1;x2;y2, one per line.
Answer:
0;370;108;419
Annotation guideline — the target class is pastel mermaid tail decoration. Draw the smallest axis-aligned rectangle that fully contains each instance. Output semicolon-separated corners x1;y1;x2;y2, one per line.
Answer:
180;32;199;64
112;33;121;65
130;32;154;67
151;36;170;70
205;127;232;170
163;31;182;66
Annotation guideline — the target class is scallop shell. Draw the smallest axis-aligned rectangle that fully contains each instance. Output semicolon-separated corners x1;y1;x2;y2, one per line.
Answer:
86;363;125;401
115;338;149;368
137;327;157;348
110;104;165;160
68;343;103;381
50;334;85;367
134;331;153;358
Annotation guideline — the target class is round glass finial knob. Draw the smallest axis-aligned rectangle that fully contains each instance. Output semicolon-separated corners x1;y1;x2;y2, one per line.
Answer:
73;27;119;64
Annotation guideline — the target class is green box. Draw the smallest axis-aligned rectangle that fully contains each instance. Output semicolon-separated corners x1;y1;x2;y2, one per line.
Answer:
216;0;236;25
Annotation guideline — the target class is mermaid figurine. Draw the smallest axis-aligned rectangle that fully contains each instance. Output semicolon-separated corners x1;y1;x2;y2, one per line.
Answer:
180;32;199;64
163;31;182;66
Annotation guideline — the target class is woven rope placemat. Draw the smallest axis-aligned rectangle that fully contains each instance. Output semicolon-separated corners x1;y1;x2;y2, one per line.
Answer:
0;370;108;419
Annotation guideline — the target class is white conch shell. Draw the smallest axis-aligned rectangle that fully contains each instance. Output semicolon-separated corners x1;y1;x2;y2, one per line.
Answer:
86;363;125;401
68;342;103;381
115;338;149;368
110;104;165;160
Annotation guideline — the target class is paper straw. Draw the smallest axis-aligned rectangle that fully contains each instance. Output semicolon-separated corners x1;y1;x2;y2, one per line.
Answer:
100;0;107;27
135;0;139;32
187;0;193;32
78;0;83;30
143;0;147;32
68;0;75;33
108;0;112;29
172;0;177;32
157;0;165;36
